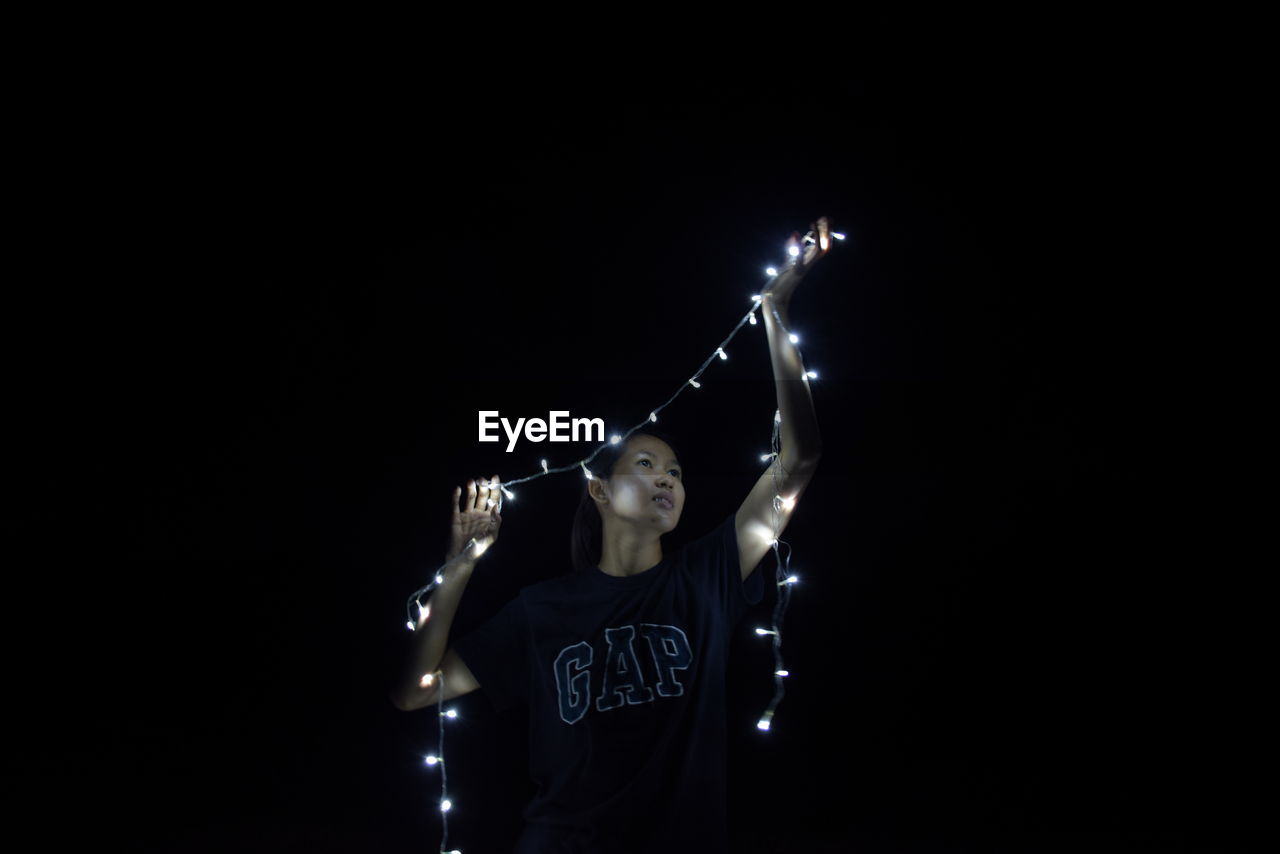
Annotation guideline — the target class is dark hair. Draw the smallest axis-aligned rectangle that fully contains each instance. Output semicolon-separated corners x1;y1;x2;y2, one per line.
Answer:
569;430;681;573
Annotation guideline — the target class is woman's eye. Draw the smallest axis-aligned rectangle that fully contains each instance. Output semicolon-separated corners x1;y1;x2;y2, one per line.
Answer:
638;459;651;467
669;470;681;478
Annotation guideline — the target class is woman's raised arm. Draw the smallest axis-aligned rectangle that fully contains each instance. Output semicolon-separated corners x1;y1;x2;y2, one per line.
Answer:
735;218;829;580
390;477;501;711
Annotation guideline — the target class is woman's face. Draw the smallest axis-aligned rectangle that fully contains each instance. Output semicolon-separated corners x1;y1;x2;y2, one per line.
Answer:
599;434;685;532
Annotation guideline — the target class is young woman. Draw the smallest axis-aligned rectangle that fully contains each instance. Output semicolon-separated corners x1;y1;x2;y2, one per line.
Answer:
392;219;830;853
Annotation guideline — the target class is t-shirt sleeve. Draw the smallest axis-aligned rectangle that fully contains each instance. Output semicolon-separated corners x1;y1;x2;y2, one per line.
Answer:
451;594;530;712
684;511;765;626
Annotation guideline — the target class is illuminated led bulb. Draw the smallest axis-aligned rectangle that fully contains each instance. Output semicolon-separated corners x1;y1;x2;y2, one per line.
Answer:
406;621;414;631
789;333;799;344
774;410;781;424
469;537;490;557
760;452;776;462
757;710;775;731
775;670;790;677
755;628;778;636
833;232;846;240
444;708;458;719
440;799;453;813
778;575;799;586
806;370;818;379
582;463;594;480
716;348;727;360
788;244;800;257
424;755;439;766
751;294;762;303
765;267;778;277
541;459;549;473
501;486;514;501
748;313;757;325
688;378;701;388
435;574;444;585
780;495;796;511
610;435;621;445
649;412;658;423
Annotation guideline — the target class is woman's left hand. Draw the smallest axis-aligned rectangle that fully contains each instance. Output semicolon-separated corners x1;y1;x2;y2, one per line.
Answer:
763;216;831;305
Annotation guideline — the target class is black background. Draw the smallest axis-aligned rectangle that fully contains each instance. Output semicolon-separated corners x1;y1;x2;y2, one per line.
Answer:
6;47;1246;854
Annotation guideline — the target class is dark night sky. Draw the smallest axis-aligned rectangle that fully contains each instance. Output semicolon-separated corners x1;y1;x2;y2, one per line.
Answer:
7;59;1244;853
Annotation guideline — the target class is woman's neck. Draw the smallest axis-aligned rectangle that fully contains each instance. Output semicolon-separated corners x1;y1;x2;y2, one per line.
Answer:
597;524;664;577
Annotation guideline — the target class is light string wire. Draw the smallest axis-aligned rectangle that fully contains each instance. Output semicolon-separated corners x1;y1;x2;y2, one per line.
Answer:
404;224;842;853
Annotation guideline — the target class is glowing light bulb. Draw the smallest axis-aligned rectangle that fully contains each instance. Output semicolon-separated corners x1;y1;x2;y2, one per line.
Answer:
649;412;658;423
406;621;414;631
610;435;621;445
716;348;727;360
781;495;796;511
748;313;757;325
470;537;490;557
420;672;436;688
806;370;818;379
751;294;762;303
789;333;799;344
541;459;549;473
788;244;800;257
755;628;778;636
774;410;781;424
689;379;701;388
833;232;846;240
766;267;778;277
501;486;514;501
425;755;439;766
445;709;458;719
440;799;452;812
776;670;790;677
760;453;775;462
779;575;798;586
435;574;444;585
582;463;593;480
757;718;772;731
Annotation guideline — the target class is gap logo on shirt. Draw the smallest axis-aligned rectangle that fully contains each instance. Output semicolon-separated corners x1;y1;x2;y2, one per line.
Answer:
552;623;693;725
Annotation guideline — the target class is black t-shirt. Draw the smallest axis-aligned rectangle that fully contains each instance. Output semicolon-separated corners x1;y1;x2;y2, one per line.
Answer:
453;512;765;854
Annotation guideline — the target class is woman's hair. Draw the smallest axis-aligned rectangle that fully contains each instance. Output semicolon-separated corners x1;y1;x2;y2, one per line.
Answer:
569;429;681;574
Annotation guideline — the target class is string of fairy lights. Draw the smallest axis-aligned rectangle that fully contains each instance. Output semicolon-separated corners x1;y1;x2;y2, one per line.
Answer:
404;224;842;854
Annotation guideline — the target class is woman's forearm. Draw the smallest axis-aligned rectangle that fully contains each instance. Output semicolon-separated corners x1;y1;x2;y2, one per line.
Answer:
762;294;823;470
392;554;476;708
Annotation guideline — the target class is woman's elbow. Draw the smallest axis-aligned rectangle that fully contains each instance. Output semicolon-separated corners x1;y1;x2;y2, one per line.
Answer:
389;683;435;712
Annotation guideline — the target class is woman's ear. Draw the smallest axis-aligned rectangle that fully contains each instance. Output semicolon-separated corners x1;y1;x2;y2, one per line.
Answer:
588;477;609;506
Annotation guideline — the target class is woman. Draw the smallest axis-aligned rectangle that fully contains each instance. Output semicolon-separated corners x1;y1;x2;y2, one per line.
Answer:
392;219;830;853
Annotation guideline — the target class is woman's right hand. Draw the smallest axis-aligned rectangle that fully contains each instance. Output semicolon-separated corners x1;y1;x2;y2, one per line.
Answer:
446;475;503;562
